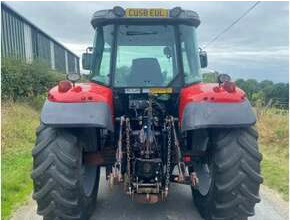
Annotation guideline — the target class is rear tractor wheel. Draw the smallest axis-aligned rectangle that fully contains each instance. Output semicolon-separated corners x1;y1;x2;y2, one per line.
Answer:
192;127;263;220
31;124;100;220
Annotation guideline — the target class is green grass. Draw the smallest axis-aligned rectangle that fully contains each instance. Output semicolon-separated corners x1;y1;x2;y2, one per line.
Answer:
256;108;289;200
1;102;39;220
261;155;288;200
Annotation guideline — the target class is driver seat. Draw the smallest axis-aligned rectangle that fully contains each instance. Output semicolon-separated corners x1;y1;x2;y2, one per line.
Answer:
127;58;163;86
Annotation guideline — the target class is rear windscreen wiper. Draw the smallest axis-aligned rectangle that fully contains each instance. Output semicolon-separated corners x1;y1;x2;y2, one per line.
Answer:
126;31;158;36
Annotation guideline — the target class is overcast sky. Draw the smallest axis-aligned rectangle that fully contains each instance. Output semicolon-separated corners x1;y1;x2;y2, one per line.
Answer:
5;1;289;82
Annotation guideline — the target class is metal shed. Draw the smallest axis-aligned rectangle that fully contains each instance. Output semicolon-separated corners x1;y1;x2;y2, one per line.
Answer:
1;2;80;74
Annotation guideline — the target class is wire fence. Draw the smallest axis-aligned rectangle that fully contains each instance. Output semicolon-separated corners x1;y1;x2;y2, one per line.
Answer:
256;98;288;120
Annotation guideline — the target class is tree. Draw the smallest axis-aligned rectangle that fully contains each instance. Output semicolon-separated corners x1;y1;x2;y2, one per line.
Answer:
259;80;274;89
235;78;288;108
202;71;219;83
240;79;259;101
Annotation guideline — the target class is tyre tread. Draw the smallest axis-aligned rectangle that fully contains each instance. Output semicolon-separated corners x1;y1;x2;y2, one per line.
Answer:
32;125;100;220
193;127;262;220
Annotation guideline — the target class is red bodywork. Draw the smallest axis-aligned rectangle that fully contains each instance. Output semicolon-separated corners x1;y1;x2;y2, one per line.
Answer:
179;82;246;124
48;81;113;113
48;81;246;130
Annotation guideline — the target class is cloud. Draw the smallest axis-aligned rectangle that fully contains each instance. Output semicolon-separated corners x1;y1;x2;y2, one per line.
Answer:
4;1;289;82
208;46;288;61
61;42;89;57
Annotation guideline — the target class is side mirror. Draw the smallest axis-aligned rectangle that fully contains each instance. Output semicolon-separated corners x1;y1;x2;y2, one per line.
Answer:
82;52;92;70
82;47;93;70
199;50;208;68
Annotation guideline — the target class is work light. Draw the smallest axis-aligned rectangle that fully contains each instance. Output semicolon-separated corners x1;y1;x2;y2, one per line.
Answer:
113;6;125;17
217;73;231;84
170;7;182;17
67;72;81;84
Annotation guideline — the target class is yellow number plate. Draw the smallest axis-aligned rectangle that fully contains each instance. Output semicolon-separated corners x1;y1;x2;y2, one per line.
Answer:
149;88;173;94
125;8;169;18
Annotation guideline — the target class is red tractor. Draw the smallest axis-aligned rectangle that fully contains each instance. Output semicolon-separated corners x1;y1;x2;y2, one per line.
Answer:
32;7;262;220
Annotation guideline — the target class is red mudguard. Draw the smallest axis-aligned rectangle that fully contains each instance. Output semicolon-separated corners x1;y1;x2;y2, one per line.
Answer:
41;82;114;130
48;82;113;111
179;83;256;131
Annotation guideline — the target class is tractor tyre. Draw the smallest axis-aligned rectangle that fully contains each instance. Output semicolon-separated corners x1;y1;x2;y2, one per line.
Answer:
192;127;263;220
31;124;100;220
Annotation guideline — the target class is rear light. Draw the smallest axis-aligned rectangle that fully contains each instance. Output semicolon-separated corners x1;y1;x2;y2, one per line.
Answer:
58;80;72;93
223;81;236;93
213;86;221;93
72;86;82;92
183;155;191;162
48;93;55;101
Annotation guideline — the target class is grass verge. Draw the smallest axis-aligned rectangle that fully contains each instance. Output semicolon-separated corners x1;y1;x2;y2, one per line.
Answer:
1;102;39;220
256;108;289;201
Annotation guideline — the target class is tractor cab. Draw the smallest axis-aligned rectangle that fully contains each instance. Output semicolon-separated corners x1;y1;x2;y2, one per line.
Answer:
82;7;207;91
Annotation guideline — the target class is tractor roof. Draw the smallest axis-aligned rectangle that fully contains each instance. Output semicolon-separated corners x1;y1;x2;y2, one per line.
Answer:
91;7;200;28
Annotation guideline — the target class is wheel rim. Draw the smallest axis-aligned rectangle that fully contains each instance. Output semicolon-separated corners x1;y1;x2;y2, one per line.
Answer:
81;158;97;197
195;162;213;196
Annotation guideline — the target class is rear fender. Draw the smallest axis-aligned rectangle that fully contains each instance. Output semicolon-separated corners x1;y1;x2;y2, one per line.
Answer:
41;82;114;131
179;83;256;132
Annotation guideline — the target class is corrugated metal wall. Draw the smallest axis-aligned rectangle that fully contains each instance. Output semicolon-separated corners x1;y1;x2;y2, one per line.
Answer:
54;43;66;73
1;2;80;74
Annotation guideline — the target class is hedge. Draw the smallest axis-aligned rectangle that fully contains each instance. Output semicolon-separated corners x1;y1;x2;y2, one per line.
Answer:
2;58;64;101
